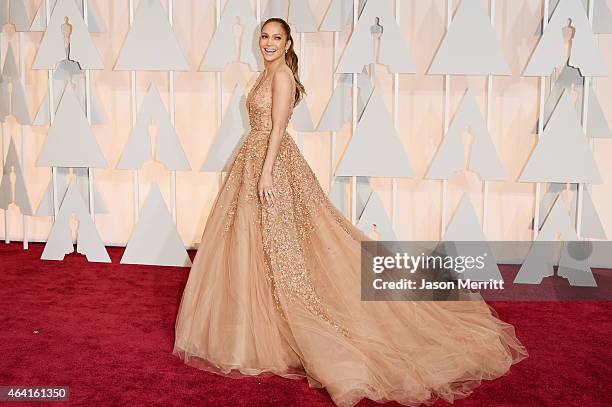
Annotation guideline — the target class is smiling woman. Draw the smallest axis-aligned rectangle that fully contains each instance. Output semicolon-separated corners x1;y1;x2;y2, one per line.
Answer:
258;18;305;107
173;16;527;407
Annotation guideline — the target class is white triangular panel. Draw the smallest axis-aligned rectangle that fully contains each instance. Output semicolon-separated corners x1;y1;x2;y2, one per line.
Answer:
357;191;395;240
442;194;485;241
30;0;106;32
524;0;607;77
288;0;318;32
514;244;556;284
539;64;582;130
328;177;349;218
291;99;315;132
263;0;317;33
514;196;595;285
319;0;367;32
328;176;349;217
558;245;597;286
539;195;578;240
2;45;20;79
36;167;108;217
1;46;31;124
536;68;610;139
570;188;607;240
41;180;110;262
328;176;372;219
222;62;256;91
317;75;352;132
3;74;30;124
88;86;106;124
336;88;414;177
36;84;107;168
117;84;190;171
32;0;103;69
518;196;577;282
317;71;373;132
355;70;374;116
53;58;83;81
427;89;506;180
529;183;566;231
529;183;607;240
29;0;46;31
201;86;249;172
0;77;8;120
200;0;261;71
582;89;612;139
336;0;416;73
0;2;8;26
591;0;612;34
550;0;612;34
354;177;373;219
557;230;597;285
262;0;288;20
114;0;189;71
441;194;502;281
261;0;317;32
0;0;31;31
429;0;511;75
34;83;68;126
0;137;33;215
81;0;106;32
554;63;584;89
121;183;192;267
34;77;105;125
320;0;351;31
520;90;601;183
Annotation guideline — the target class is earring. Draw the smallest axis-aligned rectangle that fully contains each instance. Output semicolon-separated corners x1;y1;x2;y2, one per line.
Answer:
285;49;288;54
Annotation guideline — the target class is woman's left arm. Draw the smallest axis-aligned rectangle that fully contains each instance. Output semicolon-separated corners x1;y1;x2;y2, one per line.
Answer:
258;70;294;205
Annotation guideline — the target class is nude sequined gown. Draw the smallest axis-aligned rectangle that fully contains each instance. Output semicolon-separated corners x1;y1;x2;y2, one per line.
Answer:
173;68;527;407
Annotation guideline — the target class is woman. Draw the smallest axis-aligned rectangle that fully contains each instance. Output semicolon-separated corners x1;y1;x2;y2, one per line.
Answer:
174;18;527;407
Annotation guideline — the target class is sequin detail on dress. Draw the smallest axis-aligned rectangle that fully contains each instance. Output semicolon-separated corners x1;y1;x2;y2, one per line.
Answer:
221;70;350;337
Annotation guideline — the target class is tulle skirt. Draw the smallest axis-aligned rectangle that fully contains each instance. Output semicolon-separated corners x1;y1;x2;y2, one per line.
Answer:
173;131;527;406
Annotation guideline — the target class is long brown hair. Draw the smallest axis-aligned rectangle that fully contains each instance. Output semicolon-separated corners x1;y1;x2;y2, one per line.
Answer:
261;17;305;106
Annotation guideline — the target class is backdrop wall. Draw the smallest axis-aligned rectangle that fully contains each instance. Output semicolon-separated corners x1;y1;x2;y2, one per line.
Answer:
1;0;611;255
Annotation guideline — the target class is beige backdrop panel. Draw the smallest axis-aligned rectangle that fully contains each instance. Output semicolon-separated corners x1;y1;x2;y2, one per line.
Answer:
1;0;611;249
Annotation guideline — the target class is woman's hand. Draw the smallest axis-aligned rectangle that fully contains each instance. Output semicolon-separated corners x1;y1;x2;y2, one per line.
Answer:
258;170;275;205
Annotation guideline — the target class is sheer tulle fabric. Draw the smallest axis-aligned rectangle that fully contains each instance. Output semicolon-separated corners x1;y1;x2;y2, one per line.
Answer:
173;70;527;407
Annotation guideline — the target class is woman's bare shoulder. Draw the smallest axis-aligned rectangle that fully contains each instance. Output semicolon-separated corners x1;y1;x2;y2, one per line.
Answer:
271;66;294;92
272;65;293;83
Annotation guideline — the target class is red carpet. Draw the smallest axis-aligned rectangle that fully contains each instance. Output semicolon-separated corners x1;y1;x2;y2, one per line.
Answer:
1;242;610;406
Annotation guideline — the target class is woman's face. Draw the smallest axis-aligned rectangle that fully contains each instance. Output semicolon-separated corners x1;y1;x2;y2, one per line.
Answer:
259;22;290;63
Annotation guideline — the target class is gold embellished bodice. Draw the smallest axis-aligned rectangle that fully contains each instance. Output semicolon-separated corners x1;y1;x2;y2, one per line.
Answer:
246;70;294;133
